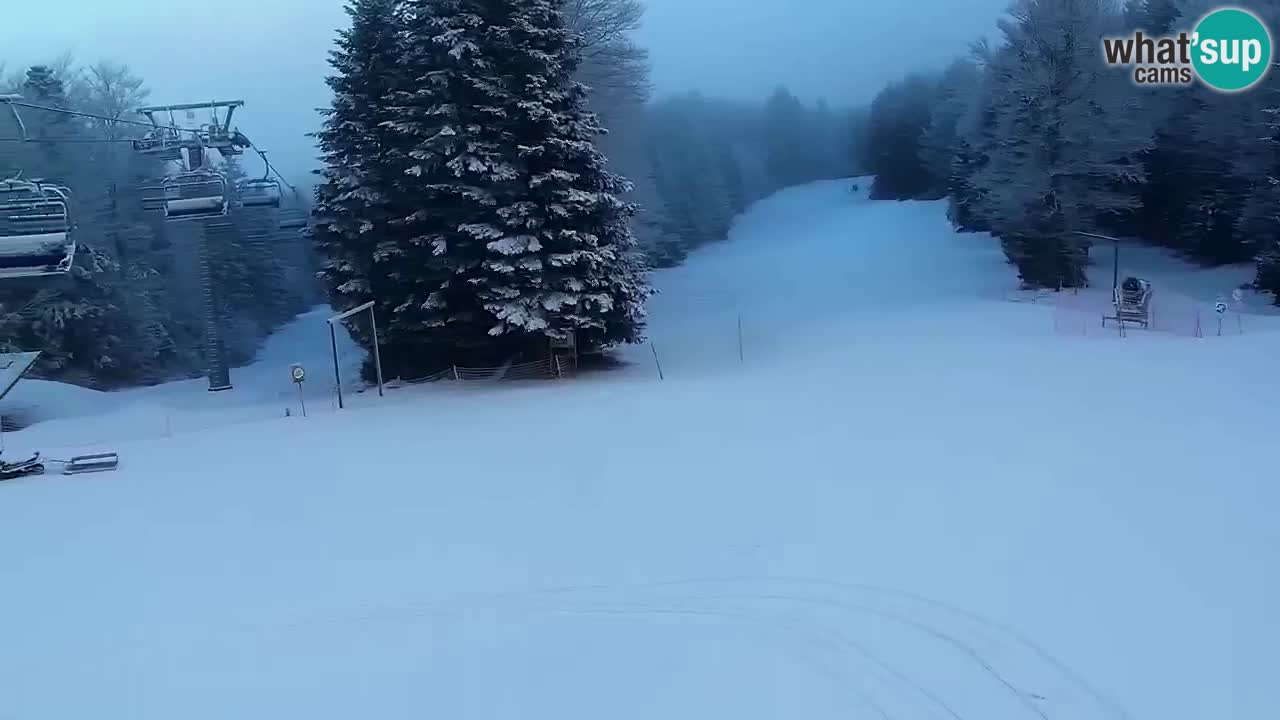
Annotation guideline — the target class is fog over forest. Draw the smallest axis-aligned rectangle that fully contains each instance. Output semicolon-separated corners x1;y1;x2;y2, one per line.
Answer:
6;0;1007;180
9;0;1280;391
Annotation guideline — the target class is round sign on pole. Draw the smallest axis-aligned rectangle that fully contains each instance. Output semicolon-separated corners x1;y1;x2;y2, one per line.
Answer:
290;364;306;383
1215;301;1228;315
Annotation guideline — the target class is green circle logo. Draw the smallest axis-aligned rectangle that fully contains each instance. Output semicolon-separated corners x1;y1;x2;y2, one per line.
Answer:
1192;8;1272;92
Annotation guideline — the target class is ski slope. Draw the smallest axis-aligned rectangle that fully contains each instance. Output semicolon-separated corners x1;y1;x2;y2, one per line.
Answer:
2;180;1277;720
0;307;364;450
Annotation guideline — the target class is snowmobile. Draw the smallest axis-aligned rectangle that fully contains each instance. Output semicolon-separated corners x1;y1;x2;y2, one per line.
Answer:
0;452;44;480
0;451;118;482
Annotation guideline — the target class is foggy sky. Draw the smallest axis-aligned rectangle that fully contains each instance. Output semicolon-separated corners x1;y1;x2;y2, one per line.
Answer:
638;0;1008;103
5;0;1007;180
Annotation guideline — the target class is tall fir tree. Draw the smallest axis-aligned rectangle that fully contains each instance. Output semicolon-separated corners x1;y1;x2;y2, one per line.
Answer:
312;0;410;373
373;0;650;374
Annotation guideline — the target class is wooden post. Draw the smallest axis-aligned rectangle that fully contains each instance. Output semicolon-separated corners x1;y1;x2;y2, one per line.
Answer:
650;342;664;380
1112;239;1120;295
737;314;744;364
368;306;384;397
329;322;343;409
452;365;460;381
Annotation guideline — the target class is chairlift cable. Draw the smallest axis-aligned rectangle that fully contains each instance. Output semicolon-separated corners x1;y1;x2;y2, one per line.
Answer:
3;100;295;185
1;99;204;136
0;137;137;144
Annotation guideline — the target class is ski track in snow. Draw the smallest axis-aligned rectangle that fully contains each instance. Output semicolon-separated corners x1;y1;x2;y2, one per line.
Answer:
223;575;1118;720
1;179;1276;720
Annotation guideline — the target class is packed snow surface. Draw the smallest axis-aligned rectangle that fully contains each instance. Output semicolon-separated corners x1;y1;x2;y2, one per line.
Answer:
1;180;1275;720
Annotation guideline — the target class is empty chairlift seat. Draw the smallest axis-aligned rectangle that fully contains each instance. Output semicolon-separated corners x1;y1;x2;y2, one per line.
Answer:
238;178;281;209
278;209;308;231
0;180;76;278
163;171;228;221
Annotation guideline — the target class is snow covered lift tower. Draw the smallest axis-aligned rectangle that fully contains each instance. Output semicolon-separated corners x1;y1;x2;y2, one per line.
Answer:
134;101;251;392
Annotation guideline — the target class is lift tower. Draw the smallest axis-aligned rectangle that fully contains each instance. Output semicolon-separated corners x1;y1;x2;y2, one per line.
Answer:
134;101;249;392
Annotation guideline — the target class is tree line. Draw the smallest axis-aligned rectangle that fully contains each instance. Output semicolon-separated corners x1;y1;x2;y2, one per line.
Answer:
858;0;1280;300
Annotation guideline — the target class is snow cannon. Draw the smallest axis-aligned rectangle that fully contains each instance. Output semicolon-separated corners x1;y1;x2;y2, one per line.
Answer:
1104;276;1153;329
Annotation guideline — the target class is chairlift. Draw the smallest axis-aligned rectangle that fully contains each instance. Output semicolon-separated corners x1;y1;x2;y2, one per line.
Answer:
278;209;308;231
240;149;281;209
162;171;229;221
132;127;184;161
0;179;76;279
239;178;281;209
240;149;283;210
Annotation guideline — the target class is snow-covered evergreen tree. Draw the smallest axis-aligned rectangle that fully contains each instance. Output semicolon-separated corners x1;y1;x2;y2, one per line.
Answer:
920;59;981;201
312;0;409;369
976;0;1149;288
865;74;940;199
646;96;743;253
1239;3;1280;298
762;86;832;191
375;0;650;372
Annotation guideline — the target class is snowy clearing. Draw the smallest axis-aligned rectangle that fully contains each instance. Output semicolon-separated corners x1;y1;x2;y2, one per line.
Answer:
1;180;1276;720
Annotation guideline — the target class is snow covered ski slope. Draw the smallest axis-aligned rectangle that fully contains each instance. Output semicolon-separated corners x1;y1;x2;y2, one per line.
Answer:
2;180;1277;720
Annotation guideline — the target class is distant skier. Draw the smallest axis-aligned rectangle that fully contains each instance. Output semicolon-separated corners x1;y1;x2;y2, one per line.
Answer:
850;182;859;194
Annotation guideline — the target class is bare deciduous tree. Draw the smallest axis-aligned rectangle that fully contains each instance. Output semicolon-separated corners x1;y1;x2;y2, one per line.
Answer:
562;0;652;123
82;60;150;141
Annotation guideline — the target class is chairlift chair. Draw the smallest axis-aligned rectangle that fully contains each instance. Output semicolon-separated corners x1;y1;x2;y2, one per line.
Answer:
0;179;76;279
278;209;308;231
162;171;228;221
201;126;247;156
239;177;281;209
132;128;184;161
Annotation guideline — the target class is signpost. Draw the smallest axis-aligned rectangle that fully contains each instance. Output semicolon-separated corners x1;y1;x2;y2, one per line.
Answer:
290;363;307;417
1215;300;1228;337
1232;289;1245;333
